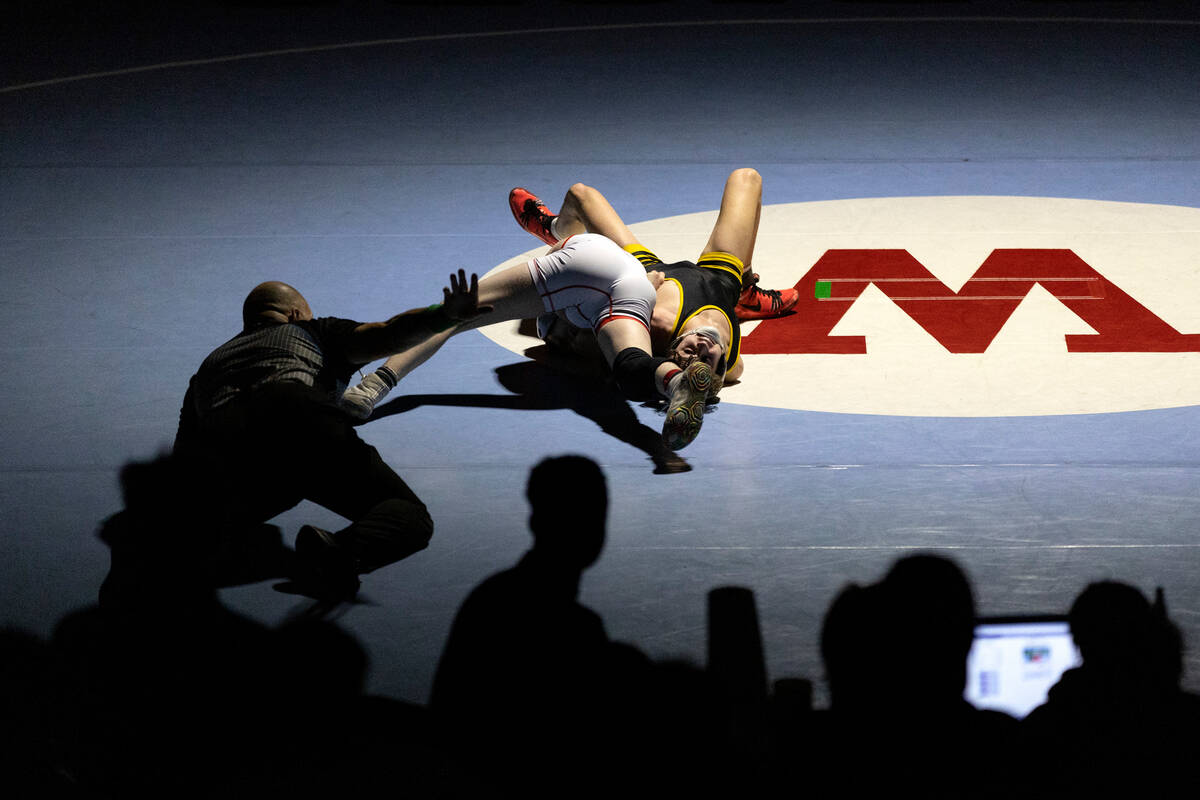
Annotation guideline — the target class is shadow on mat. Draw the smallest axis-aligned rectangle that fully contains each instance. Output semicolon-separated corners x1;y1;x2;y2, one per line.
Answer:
370;357;691;474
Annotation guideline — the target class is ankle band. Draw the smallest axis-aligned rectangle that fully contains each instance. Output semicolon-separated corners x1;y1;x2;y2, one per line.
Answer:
376;365;399;388
661;368;682;395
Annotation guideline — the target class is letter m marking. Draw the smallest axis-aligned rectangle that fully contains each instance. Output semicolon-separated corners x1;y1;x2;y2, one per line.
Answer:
741;250;1200;354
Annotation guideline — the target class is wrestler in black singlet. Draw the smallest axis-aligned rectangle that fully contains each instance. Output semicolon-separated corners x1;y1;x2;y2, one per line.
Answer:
625;247;745;369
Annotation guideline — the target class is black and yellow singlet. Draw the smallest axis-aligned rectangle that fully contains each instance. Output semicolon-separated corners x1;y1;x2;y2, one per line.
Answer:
623;246;745;369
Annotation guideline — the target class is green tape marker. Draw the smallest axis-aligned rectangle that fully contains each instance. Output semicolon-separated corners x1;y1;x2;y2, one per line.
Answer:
815;280;832;299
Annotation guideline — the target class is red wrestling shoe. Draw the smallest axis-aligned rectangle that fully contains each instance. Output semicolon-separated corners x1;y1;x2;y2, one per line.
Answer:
736;273;799;320
509;187;558;246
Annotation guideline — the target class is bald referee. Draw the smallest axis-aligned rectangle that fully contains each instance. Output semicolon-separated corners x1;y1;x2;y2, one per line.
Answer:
173;272;488;600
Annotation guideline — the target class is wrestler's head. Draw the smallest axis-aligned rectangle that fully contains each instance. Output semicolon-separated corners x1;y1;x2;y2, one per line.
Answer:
668;326;727;376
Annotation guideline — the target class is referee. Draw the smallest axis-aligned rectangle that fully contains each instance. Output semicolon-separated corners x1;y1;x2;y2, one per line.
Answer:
173;271;487;601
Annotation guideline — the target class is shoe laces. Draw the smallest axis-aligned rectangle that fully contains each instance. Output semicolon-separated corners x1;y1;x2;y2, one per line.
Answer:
521;199;550;224
744;274;785;308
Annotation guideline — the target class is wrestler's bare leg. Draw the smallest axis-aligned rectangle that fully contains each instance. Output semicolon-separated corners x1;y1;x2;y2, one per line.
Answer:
595;316;712;449
389;263;543;361
555;183;643;249
341;264;545;418
707;168;798;322
702;167;762;273
594;317;677;391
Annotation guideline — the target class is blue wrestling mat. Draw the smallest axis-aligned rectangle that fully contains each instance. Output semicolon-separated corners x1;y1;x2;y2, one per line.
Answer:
2;1;1198;710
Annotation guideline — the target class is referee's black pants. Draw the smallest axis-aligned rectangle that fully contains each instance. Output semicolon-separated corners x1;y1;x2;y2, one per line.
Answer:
180;381;433;574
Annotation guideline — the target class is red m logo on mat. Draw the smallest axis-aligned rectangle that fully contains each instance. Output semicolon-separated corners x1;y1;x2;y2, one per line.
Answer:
741;250;1200;354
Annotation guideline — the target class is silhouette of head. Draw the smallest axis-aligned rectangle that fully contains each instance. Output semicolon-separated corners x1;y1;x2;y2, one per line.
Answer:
883;554;976;654
107;453;219;551
820;582;888;711
879;554;976;700
821;555;978;714
242;281;313;330
1069;580;1182;686
98;453;227;611
526;455;607;570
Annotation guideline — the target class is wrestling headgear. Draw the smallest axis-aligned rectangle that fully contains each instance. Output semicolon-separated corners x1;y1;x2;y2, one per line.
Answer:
668;326;727;375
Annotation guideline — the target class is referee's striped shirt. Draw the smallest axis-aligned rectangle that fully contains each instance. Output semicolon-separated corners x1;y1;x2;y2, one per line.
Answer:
187;317;362;418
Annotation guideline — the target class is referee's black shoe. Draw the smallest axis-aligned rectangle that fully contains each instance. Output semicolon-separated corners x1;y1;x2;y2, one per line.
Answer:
281;525;361;603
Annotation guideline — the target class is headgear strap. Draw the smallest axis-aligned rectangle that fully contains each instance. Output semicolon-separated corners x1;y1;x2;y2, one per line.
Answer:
669;326;727;374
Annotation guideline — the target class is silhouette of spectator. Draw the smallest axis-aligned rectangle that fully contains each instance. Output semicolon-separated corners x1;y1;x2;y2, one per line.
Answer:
706;585;773;794
213;617;453;796
47;454;284;794
804;554;1018;798
819;581;888;714
636;657;744;799
0;628;74;794
47;454;443;797
1023;581;1200;796
878;554;977;708
173;275;487;601
429;455;649;797
97;453;291;613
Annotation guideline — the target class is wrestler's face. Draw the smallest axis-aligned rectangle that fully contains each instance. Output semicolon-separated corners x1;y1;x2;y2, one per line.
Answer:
672;331;725;373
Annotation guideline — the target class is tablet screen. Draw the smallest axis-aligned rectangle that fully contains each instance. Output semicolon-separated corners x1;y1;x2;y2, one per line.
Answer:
965;617;1082;718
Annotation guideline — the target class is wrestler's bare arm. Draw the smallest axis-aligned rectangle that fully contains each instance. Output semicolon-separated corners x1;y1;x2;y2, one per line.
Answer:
726;358;744;383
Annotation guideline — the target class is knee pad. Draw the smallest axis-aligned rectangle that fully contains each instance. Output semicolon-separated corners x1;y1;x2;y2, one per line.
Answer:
611;347;671;402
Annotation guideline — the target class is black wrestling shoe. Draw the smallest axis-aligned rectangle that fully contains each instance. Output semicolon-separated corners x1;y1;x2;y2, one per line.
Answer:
282;525;361;602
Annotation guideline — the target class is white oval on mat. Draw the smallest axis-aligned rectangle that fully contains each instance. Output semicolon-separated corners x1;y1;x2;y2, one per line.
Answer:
479;196;1200;417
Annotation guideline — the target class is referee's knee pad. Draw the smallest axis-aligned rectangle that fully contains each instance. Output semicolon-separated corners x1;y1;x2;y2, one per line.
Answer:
611;347;670;402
